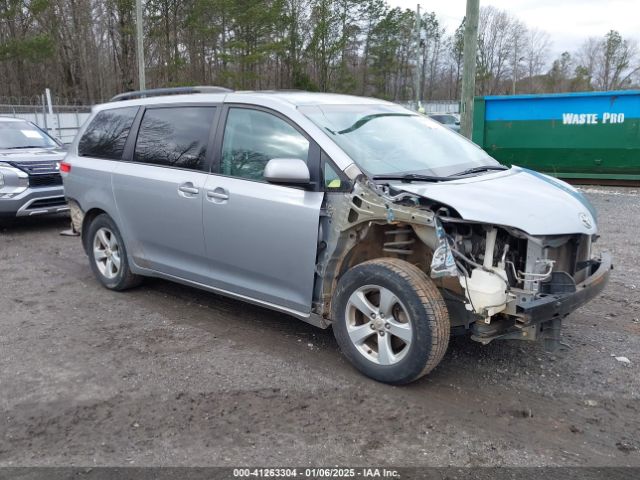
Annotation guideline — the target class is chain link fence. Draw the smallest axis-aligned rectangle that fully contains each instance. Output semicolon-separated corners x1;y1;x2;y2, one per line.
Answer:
398;100;460;114
0;96;92;144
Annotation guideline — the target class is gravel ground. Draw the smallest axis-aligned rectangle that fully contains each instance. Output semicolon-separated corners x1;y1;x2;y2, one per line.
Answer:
0;187;638;467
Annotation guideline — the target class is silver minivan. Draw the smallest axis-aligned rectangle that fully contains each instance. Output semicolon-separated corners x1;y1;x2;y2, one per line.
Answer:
62;87;611;384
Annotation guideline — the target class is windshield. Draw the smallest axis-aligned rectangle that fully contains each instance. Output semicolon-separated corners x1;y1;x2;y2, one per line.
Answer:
430;114;456;125
0;121;58;149
300;104;498;177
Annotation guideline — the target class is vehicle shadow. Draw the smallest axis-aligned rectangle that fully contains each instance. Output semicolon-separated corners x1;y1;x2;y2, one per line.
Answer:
0;213;70;234
141;276;336;347
138;275;542;388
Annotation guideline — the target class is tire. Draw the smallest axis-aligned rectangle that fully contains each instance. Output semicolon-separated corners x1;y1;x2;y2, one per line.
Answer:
332;258;450;384
86;213;142;291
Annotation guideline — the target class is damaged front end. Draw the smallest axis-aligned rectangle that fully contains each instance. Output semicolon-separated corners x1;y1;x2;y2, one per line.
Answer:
434;217;611;350
315;175;611;351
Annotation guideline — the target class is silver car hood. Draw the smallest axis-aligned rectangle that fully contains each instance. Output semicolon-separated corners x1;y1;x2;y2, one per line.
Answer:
0;147;66;162
391;167;597;236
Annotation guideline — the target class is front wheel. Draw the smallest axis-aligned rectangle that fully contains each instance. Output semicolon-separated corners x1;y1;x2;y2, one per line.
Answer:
332;258;450;384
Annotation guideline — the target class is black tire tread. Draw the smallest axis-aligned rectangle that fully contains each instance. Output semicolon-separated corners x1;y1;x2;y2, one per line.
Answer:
332;257;450;384
361;258;449;379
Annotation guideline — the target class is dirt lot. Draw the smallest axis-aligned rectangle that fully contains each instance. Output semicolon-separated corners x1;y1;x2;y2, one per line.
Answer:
0;187;638;467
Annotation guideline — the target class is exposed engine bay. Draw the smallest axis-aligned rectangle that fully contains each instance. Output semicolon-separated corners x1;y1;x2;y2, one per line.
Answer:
432;217;595;347
312;176;609;351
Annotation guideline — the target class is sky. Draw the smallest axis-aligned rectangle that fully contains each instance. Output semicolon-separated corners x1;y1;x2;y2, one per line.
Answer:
386;0;639;58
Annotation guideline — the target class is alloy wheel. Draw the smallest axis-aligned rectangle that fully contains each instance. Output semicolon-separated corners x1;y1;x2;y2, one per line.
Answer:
345;285;413;365
93;227;121;280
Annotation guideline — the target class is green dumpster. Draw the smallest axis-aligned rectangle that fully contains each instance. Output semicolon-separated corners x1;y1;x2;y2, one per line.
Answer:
472;90;640;181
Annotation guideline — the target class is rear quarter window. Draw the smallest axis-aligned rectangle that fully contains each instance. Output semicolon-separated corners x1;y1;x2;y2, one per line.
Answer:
133;106;216;171
78;107;138;160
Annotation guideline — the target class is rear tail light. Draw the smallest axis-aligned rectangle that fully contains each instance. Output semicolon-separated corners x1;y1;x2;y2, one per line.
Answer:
59;162;71;173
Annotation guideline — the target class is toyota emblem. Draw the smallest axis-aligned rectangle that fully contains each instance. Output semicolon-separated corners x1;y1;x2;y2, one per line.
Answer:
579;212;593;229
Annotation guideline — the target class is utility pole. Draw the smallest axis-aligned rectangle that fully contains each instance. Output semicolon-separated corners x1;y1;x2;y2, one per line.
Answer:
512;41;518;95
460;0;479;139
414;4;421;111
136;0;146;91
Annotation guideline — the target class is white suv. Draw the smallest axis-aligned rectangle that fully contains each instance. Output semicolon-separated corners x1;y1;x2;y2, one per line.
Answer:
0;117;68;221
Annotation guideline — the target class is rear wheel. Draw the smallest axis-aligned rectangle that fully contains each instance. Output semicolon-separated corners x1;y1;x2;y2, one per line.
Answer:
332;258;450;384
87;214;142;291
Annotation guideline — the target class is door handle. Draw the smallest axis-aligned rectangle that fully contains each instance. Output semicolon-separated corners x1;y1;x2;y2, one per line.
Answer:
207;190;229;201
178;183;199;196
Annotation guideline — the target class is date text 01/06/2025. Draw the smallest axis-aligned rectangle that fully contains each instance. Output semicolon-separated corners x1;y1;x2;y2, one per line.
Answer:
232;468;400;478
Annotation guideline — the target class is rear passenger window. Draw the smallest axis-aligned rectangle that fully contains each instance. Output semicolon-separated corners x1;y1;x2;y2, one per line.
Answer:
79;107;138;159
134;107;215;171
221;108;309;181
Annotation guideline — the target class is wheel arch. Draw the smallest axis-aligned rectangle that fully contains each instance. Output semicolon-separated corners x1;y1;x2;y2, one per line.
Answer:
320;222;438;319
81;207;110;254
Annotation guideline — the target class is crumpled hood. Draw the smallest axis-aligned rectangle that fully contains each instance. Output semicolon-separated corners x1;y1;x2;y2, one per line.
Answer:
0;147;66;163
391;166;597;236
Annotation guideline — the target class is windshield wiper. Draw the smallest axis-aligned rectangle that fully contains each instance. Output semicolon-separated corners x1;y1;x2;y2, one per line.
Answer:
4;145;47;149
372;173;449;183
330;113;413;135
448;165;509;177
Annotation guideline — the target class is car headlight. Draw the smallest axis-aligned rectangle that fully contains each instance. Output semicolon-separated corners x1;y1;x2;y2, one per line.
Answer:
0;162;29;197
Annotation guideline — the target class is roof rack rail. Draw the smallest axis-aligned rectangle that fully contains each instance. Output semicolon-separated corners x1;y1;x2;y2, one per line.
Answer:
110;86;233;102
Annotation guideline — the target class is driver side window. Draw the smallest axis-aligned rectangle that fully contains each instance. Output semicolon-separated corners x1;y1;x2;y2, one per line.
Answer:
221;108;310;181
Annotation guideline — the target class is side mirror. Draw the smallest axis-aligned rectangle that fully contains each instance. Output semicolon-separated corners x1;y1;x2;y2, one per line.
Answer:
264;158;310;185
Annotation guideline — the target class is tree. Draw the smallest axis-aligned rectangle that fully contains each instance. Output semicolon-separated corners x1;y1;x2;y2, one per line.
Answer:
508;19;527;94
476;6;516;95
546;51;573;93
575;30;640;91
523;28;551;92
307;0;338;91
418;11;444;101
446;19;464;99
1;0;636;104
596;30;639;90
357;0;384;95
